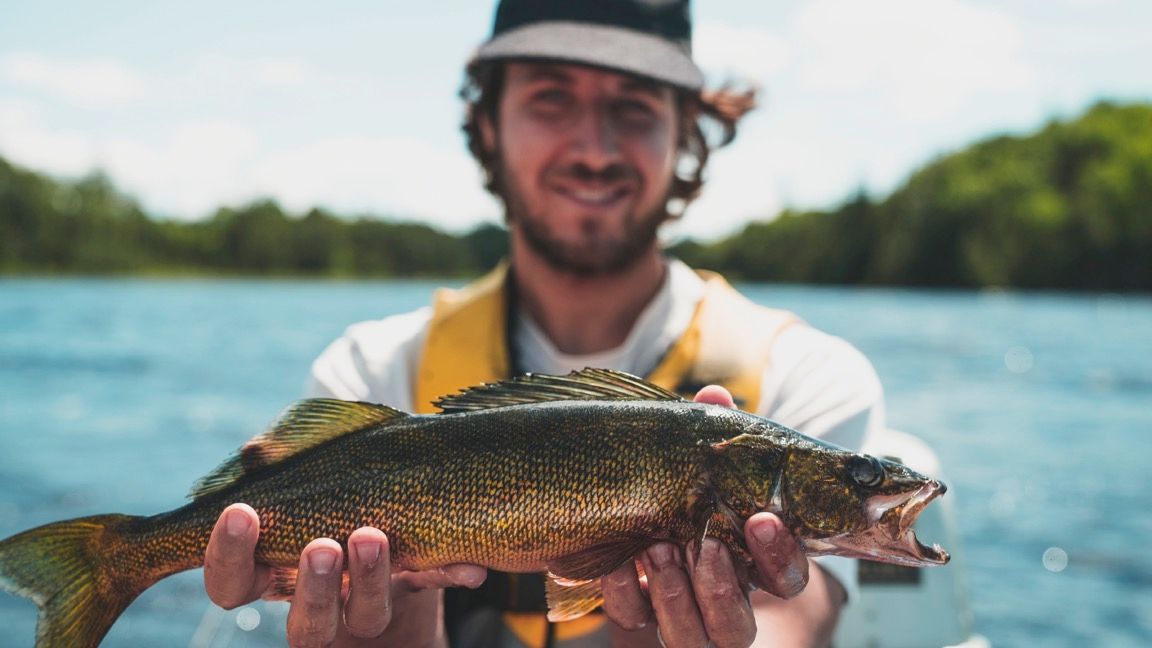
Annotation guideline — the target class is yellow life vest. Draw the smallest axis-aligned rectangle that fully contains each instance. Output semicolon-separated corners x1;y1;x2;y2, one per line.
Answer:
414;262;801;414
414;261;801;647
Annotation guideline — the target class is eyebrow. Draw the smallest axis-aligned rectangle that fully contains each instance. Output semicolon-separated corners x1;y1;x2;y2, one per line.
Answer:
619;77;665;99
520;63;668;99
521;64;575;85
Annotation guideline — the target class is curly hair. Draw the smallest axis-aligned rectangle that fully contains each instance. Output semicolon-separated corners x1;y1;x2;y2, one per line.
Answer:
459;59;757;220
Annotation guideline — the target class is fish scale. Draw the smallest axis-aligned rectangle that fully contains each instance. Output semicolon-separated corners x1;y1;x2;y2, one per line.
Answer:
0;368;949;648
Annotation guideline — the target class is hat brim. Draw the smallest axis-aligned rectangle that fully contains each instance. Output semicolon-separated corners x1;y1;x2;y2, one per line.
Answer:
477;21;703;91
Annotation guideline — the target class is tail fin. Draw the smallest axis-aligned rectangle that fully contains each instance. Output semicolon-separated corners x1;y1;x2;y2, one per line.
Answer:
0;514;145;648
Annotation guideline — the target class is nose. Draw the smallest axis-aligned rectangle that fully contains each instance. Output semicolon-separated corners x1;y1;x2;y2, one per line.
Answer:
568;104;621;171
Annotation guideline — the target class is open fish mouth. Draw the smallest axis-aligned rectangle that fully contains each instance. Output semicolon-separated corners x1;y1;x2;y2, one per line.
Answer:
807;480;951;567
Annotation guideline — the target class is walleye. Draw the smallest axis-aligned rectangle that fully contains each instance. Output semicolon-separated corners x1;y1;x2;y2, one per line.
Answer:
0;368;949;647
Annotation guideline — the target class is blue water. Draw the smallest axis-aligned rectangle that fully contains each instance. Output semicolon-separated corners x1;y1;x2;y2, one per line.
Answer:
1;278;1150;647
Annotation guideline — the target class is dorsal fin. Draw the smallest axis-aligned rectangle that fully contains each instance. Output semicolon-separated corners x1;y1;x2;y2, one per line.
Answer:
433;368;684;413
188;399;407;499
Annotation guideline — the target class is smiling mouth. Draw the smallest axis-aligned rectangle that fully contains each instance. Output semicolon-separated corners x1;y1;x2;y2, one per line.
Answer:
555;185;630;207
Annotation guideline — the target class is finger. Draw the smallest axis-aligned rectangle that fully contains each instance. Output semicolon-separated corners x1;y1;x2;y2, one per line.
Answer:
600;560;651;631
693;385;736;409
204;503;270;609
640;543;707;648
745;512;808;599
286;538;344;648
341;528;392;639
690;539;756;648
393;563;487;593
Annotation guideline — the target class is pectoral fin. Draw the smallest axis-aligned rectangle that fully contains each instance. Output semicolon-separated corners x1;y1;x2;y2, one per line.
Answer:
699;510;752;567
265;567;349;601
265;567;299;600
545;574;604;622
545;535;651;582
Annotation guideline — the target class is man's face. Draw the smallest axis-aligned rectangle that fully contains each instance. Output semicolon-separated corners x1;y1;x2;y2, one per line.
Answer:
482;62;679;276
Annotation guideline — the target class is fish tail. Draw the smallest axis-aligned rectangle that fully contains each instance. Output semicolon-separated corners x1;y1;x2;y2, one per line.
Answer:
0;513;150;648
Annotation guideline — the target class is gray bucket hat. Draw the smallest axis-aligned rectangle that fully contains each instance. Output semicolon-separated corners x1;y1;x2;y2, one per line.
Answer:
476;0;704;91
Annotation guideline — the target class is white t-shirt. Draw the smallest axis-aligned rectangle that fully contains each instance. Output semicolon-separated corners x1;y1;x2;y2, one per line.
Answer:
307;259;884;599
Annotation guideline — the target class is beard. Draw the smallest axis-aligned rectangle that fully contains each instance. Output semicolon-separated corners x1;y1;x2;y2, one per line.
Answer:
494;157;670;278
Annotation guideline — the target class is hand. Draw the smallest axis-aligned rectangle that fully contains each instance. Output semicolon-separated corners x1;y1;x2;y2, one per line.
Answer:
203;503;486;647
599;386;813;648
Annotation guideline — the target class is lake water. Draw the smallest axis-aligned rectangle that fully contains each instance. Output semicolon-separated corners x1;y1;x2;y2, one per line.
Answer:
1;278;1150;647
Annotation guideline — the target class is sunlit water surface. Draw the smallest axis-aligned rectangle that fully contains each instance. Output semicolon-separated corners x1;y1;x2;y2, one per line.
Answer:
1;278;1149;647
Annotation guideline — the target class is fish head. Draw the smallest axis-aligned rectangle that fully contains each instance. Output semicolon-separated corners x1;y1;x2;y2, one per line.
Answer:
778;442;950;567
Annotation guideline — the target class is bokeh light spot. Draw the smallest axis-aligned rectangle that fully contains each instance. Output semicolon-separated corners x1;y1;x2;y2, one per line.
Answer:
1005;346;1034;373
236;606;261;631
1043;547;1068;573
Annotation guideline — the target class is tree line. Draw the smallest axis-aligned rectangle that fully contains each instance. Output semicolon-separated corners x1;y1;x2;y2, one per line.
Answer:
671;101;1152;291
0;163;509;278
1;101;1149;289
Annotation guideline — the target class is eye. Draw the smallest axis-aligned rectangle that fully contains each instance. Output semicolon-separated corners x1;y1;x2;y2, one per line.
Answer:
848;455;885;487
528;88;572;115
612;99;659;129
615;99;654;118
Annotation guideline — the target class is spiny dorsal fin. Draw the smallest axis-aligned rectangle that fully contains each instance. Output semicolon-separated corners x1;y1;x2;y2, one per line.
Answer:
188;399;407;499
434;367;683;413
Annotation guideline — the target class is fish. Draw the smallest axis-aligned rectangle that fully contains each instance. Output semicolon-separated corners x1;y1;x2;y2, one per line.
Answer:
0;368;949;648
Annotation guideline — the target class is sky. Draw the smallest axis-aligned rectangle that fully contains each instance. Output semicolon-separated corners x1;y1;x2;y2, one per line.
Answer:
1;0;1148;241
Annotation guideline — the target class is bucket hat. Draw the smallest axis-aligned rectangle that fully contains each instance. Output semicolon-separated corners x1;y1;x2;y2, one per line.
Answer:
477;0;704;91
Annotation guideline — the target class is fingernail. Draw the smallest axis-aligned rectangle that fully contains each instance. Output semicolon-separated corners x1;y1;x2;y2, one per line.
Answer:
309;549;338;575
752;519;777;547
701;538;722;558
647;543;675;568
355;540;381;567
225;509;251;537
446;565;487;589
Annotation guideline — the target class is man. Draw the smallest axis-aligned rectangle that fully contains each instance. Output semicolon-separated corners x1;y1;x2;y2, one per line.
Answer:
203;1;885;646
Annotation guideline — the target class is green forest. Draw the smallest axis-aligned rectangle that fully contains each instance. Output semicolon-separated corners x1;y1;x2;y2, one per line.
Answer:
1;101;1149;290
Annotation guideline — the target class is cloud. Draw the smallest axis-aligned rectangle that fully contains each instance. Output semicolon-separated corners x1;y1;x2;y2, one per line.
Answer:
668;135;783;241
249;136;499;231
0;114;493;230
102;121;260;218
0;50;323;116
694;22;791;83
0;99;498;227
0;102;259;216
0;52;144;106
0;45;499;227
172;54;320;96
792;0;1033;120
249;58;317;88
0;100;99;176
665;0;1041;241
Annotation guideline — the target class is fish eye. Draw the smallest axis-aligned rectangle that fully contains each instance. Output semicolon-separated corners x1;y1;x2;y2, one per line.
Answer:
849;455;885;487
